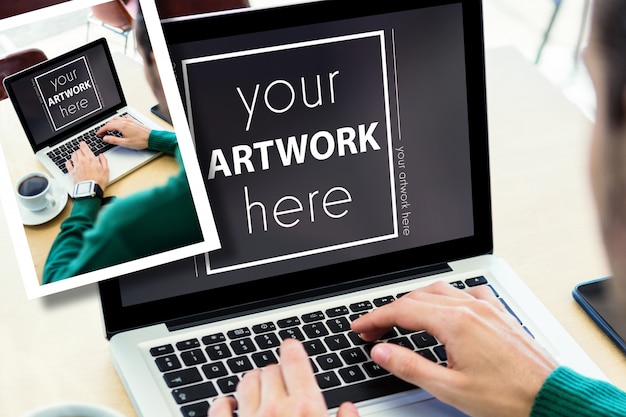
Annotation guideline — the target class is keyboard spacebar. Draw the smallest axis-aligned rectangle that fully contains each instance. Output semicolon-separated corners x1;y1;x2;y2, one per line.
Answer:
323;375;417;409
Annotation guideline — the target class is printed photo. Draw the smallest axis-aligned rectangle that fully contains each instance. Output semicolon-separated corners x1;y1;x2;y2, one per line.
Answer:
0;0;219;298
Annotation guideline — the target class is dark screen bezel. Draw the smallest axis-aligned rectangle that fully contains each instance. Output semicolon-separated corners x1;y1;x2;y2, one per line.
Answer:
2;37;127;152
99;0;492;338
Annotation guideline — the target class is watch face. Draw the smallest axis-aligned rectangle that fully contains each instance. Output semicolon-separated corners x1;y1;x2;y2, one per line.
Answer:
75;181;93;196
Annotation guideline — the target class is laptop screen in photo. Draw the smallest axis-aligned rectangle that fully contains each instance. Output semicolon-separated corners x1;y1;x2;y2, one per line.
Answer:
3;38;125;151
100;0;491;336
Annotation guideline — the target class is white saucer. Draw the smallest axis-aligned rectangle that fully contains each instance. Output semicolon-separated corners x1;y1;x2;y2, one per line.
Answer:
18;179;68;226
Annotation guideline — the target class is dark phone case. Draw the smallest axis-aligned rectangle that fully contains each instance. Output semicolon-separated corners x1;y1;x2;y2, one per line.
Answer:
573;277;626;355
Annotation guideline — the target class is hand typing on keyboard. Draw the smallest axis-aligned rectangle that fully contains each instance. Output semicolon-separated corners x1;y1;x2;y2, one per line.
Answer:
66;141;110;191
210;338;360;417
210;282;556;417
97;115;151;150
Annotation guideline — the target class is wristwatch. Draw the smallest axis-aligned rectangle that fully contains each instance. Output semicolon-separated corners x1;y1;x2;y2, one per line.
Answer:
73;180;104;199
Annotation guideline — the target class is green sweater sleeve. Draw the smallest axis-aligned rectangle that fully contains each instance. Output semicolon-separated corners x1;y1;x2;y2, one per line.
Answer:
42;130;203;284
531;366;626;417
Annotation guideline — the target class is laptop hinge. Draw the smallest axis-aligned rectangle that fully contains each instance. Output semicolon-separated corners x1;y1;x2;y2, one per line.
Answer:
165;262;451;332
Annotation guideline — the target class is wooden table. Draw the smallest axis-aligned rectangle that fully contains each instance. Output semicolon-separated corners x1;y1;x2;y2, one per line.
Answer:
0;51;177;285
0;47;624;416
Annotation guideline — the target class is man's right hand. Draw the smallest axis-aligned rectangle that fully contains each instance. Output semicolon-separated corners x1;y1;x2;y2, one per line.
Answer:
97;115;151;150
351;281;557;417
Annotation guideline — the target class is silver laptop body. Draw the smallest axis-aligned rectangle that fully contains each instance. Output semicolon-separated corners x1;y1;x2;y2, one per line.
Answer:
99;2;605;416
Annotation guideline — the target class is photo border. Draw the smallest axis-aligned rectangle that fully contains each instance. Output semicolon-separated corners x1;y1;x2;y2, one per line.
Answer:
0;0;221;298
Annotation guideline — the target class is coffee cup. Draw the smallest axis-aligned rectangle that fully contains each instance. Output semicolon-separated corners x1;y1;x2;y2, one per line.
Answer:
19;401;126;417
15;171;56;212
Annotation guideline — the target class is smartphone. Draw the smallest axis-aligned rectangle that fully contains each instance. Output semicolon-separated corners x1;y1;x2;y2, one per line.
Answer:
573;277;626;355
150;103;172;125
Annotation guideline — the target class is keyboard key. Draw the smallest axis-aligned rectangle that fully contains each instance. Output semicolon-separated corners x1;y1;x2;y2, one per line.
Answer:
202;362;228;379
380;328;398;340
326;317;350;333
302;311;325;323
363;361;389;377
252;322;276;334
373;296;395;307
303;339;327;356
254;333;280;349
339;366;366;384
180;401;209;417
217;375;240;394
230;338;257;355
156;354;181;372
349;301;373;312
434;345;447;362
387;337;414;350
303;322;329;338
465;276;488;287
325;306;349;317
340;347;367;364
316;371;341;389
324;334;350;351
252;350;278;368
227;327;251;339
202;333;226;345
279;327;305;341
205;343;232;360
164;368;203;388
417;348;438;362
411;332;437;348
316;353;343;370
277;317;301;328
349;313;367;321
227;356;253;373
181;349;207;366
450;280;466;289
347;331;367;345
150;344;174;357
172;382;217;404
177;339;201;351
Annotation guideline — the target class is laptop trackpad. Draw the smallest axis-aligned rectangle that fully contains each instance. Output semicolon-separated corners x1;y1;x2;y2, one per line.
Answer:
106;146;157;180
363;398;467;417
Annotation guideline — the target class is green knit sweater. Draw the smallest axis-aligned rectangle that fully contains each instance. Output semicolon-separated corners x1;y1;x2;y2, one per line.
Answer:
531;366;626;416
43;130;203;284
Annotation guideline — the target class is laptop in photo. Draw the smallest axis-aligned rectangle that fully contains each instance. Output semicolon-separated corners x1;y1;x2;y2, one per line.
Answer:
98;1;605;416
3;38;161;196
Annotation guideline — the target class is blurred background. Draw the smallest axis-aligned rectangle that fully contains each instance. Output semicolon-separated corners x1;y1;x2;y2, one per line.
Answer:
0;0;594;119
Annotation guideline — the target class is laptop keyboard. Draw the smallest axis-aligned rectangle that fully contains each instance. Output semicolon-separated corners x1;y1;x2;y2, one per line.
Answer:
149;277;528;417
46;114;127;173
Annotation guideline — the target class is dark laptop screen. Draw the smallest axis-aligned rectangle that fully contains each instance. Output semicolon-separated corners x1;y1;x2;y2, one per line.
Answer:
100;0;491;336
3;38;125;150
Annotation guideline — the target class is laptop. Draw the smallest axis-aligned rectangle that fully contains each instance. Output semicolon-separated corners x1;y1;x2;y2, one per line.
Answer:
3;38;161;196
98;1;605;416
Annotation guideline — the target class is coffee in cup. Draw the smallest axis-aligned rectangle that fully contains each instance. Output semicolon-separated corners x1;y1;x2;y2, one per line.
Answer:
15;171;56;212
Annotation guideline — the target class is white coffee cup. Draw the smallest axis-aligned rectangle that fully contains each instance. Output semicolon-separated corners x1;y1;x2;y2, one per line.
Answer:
15;171;56;212
19;401;126;417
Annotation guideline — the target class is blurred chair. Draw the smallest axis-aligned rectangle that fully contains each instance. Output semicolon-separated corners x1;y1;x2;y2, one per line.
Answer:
155;0;250;19
0;48;47;101
535;0;591;66
87;0;139;54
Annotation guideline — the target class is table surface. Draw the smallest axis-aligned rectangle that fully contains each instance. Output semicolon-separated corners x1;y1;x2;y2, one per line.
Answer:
0;52;178;285
1;47;625;416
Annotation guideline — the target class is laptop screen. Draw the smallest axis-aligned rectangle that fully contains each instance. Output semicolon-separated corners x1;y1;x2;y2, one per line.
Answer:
100;0;491;336
3;38;125;151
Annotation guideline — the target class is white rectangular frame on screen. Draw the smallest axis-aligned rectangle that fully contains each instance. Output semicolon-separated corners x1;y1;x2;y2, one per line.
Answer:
180;31;399;276
0;0;220;298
